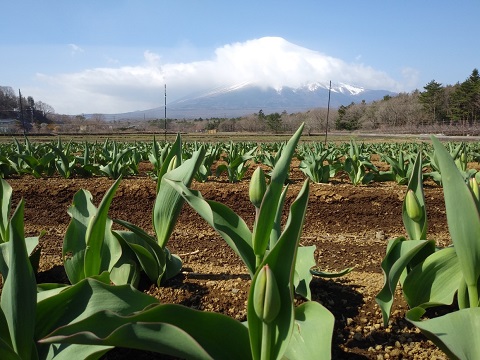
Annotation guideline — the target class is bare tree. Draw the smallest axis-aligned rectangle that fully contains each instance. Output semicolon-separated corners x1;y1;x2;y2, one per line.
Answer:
0;86;17;113
35;101;55;117
235;114;258;132
90;113;106;122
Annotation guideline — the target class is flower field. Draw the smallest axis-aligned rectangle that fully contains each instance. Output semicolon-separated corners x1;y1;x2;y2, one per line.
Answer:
2;128;478;359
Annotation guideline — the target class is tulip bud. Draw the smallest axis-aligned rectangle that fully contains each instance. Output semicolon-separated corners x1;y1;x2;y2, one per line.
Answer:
469;177;480;202
253;265;281;323
405;189;422;222
167;155;178;173
461;152;467;163
249;167;267;208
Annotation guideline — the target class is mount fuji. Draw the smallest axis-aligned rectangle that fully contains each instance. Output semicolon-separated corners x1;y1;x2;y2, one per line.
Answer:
102;81;396;120
163;81;395;118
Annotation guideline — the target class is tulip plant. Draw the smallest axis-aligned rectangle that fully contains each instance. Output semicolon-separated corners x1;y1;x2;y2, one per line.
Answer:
298;144;340;183
375;148;417;184
423;141;477;185
97;139;139;179
73;141;100;177
113;137;205;285
11;138;56;178
47;138;76;179
342;139;378;185
0;184;164;359
256;142;285;171
63;134;205;287
215;141;257;182
147;136;169;181
375;150;434;323
0;178;42;277
166;125;318;298
193;142;222;182
62;177;130;285
377;137;480;359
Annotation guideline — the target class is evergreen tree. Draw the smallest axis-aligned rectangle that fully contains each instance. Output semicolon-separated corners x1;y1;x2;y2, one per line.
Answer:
419;80;444;123
335;104;348;130
464;68;480;123
335;102;361;130
266;112;282;133
449;69;480;125
257;109;266;121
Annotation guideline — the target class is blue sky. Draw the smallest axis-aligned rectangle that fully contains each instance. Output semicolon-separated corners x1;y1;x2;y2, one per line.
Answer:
2;1;479;114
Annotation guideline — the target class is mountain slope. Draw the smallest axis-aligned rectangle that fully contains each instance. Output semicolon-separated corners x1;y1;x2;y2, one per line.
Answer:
165;82;395;118
102;82;396;120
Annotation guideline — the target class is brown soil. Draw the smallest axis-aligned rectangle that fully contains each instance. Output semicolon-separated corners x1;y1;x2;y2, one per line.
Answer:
7;161;451;359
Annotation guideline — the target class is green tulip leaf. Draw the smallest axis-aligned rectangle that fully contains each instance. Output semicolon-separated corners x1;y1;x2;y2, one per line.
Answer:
0;335;22;360
35;277;157;341
310;267;354;278
403;246;461;309
84;178;122;278
253;124;304;259
283;301;335;360
376;237;436;326
0;178;12;242
432;136;480;306
155;147;205;248
113;225;164;285
40;304;251;360
407;307;480;360
1;200;37;360
293;245;316;300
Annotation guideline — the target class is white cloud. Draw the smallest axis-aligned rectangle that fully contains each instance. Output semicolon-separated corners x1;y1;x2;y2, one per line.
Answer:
143;50;162;66
35;37;407;114
68;43;84;56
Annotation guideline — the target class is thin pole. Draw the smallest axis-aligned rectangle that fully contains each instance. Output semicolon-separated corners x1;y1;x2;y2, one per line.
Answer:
18;89;25;136
164;84;167;142
324;80;331;145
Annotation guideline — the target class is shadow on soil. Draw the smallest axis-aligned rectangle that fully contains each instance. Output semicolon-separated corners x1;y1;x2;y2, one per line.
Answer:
36;265;69;285
309;277;369;359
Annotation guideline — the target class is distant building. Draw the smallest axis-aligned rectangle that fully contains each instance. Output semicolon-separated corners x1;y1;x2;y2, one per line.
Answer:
0;118;16;133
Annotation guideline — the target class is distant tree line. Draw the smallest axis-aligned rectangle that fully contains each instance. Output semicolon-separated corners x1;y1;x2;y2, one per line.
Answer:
335;68;480;132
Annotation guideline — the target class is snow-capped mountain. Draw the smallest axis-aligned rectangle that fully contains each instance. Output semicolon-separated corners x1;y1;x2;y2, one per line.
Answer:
101;81;396;120
163;81;395;118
